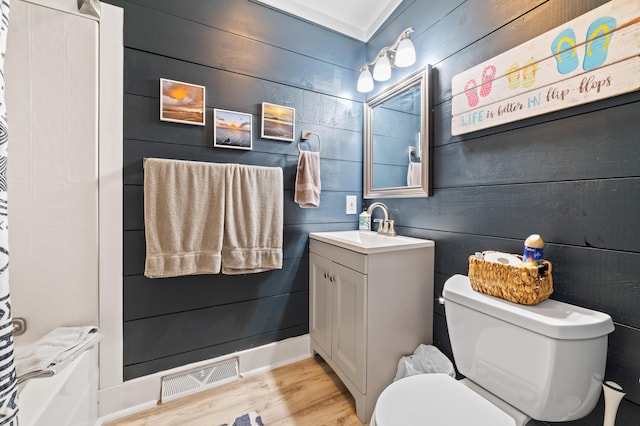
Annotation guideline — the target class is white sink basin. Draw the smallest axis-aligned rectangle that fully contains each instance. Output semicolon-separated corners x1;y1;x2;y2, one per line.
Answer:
310;230;434;254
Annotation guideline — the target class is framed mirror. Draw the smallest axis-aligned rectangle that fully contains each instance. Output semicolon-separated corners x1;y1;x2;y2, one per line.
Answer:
364;66;430;198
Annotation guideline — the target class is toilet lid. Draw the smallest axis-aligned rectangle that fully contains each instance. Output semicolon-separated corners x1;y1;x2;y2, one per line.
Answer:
374;374;515;426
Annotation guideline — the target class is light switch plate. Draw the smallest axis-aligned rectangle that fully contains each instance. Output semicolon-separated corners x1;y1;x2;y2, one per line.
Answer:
346;195;357;214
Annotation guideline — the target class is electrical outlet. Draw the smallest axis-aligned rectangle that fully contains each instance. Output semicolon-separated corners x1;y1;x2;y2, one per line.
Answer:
346;195;357;214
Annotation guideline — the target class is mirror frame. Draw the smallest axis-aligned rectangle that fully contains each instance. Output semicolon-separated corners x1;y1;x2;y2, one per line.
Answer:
364;65;431;199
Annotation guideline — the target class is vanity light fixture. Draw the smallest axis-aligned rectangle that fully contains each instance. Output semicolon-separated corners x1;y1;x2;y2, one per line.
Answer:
372;51;392;82
394;32;417;67
357;65;374;93
357;27;416;93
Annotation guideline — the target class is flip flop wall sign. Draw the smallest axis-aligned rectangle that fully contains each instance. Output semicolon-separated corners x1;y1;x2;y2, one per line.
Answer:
451;0;640;136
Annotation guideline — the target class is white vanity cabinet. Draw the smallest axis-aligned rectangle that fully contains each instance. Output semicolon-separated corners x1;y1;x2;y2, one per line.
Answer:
309;232;434;424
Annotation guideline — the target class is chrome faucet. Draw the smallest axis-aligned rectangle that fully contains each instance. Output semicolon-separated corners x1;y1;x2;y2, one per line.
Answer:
367;202;396;236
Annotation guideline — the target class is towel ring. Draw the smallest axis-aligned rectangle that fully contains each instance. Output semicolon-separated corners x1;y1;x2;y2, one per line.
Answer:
298;131;321;153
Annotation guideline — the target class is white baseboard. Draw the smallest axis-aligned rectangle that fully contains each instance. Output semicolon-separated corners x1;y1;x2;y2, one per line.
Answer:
97;334;311;423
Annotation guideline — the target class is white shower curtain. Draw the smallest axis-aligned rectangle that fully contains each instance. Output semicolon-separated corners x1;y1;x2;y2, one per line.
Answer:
0;1;18;424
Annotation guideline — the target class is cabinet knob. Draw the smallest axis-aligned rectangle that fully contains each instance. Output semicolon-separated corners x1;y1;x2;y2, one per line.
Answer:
323;272;328;279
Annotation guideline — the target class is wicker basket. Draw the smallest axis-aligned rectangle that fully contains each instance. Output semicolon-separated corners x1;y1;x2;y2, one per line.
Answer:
468;253;553;305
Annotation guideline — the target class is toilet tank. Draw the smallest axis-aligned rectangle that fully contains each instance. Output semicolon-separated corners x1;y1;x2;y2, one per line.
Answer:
443;274;614;422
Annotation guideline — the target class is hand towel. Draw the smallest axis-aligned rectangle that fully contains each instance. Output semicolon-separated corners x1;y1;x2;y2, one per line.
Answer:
407;162;422;186
15;326;101;384
222;164;283;275
144;158;226;278
294;150;321;208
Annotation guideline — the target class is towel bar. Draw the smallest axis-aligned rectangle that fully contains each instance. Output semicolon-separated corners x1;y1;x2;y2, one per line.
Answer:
298;131;321;153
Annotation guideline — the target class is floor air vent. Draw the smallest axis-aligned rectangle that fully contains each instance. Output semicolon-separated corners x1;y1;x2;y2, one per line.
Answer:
160;357;239;403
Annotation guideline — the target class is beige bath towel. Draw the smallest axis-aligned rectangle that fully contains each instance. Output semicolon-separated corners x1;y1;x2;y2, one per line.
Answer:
407;162;421;186
144;158;226;278
294;150;321;208
222;164;283;274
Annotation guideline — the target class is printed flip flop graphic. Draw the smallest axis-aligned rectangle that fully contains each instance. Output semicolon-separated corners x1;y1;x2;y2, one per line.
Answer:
522;59;537;88
551;28;579;74
464;79;479;107
583;16;617;70
506;64;520;90
479;65;496;97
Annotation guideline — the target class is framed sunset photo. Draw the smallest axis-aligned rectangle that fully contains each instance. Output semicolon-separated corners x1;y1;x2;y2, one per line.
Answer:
160;78;206;126
261;102;295;142
213;108;253;150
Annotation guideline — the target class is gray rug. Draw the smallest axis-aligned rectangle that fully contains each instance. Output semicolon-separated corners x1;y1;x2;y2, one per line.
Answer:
221;410;264;426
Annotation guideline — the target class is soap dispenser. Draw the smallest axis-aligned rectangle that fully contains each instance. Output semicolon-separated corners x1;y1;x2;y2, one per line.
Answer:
359;209;371;231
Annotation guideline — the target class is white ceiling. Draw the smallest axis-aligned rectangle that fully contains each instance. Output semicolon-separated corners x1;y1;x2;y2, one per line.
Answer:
256;0;403;41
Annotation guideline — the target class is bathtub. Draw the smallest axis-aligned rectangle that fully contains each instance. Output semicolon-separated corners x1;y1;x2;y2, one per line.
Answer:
17;346;98;426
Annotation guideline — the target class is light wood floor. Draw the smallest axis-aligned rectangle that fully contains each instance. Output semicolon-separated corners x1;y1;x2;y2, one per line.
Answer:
105;356;367;426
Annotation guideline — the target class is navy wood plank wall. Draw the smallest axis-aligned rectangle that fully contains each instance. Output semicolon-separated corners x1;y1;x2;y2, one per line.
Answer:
103;0;366;380
370;0;640;424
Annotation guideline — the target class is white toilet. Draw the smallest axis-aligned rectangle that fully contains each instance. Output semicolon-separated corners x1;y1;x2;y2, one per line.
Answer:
372;274;615;426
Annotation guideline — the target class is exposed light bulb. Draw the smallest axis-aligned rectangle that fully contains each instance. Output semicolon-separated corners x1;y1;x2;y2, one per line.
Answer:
373;53;391;81
394;37;416;67
357;67;374;93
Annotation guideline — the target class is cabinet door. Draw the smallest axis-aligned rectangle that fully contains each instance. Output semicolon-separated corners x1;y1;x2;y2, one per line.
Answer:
309;253;333;355
332;262;367;393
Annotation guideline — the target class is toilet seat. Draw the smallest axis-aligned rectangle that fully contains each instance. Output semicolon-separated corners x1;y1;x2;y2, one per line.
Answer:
373;374;516;426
